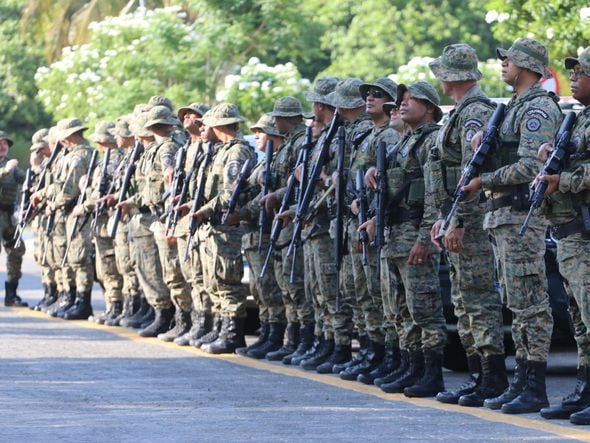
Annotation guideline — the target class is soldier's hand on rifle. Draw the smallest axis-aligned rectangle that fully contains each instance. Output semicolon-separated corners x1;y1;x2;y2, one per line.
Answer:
350;199;360;216
294;164;303;182
461;176;481;196
116;199;132;216
408;241;429;265
164;166;174;185
358;218;375;243
430;219;444;249
31;192;43;207
537;174;561;196
98;194;117;208
445;225;465;253
223;211;240;225
470;131;483;151
260;192;279;212
275;209;294;227
165;236;177;246
71;204;85;217
537;142;553;162
331;170;339;190
175;201;191;217
190;209;205;223
365;167;378;189
44;205;53;216
5;159;18;171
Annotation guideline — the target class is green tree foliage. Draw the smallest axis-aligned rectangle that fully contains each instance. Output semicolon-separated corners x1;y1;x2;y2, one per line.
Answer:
0;0;51;164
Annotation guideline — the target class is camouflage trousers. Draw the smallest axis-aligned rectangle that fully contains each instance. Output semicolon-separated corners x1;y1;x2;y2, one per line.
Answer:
445;218;504;358
381;223;446;353
557;233;590;366
95;214;123;306
152;220;191;313
199;224;247;318
44;214;75;293
65;213;94;293
489;223;552;362
176;230;211;315
129;213;171;310
33;216;54;287
113;218;140;299
0;211;25;283
242;231;285;324
303;231;353;346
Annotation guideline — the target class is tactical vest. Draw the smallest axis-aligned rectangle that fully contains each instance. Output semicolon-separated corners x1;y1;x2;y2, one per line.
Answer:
0;158;22;208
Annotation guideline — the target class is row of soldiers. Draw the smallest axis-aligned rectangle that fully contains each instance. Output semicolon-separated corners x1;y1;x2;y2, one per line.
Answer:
2;36;590;425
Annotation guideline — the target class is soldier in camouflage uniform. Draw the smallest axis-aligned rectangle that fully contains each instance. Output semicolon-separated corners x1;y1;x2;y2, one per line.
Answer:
72;121;125;324
427;44;508;406
190;103;256;354
50;118;96;320
538;47;590;424
172;102;215;346
462;38;561;414
362;82;446;397
231;113;287;358
0;131;28;307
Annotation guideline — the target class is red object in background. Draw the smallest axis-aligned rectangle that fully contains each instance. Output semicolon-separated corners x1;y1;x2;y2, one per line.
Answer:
540;67;560;94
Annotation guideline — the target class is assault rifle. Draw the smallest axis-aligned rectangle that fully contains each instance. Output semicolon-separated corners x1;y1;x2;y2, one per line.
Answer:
163;140;189;235
258;139;273;252
89;147;111;233
441;103;506;234
62;149;99;266
184;142;214;261
334;126;346;311
374;141;387;276
519;111;577;236
355;168;369;266
109;140;143;239
221;158;255;225
13;168;34;247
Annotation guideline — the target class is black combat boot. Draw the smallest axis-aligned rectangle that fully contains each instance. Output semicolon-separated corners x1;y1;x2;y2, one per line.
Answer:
459;354;508;407
541;366;590;419
32;283;58;311
49;286;77;317
235;321;269;356
358;345;401;385
266;322;299;361
157;309;192;342
375;350;410;387
138;307;173;337
282;323;315;365
436;355;481;404
4;281;28;307
381;350;424;394
95;301;123;325
570;405;590;425
201;317;247;354
340;341;385;381
316;344;353;374
501;360;549;414
404;351;445;397
63;291;94;320
178;311;213;346
248;322;286;359
193;314;222;348
300;338;335;371
332;335;371;374
484;358;527;409
106;294;140;327
120;296;150;328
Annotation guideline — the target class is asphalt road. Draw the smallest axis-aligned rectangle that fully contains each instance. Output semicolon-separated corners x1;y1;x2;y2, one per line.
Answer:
1;236;589;442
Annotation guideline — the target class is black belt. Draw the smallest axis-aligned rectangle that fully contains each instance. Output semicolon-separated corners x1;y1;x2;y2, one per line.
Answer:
0;203;14;212
484;195;517;212
386;208;423;226
552;217;590;240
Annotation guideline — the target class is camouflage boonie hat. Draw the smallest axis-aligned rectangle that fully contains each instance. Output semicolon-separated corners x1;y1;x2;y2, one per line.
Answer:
429;44;483;82
268;96;304;117
89;121;116;144
201;103;247;127
144;105;180;128
397;82;443;123
565;46;590;75
305;76;339;105
56;118;87;140
332;78;365;109
133;103;152;114
177;102;210;121
0;130;13;147
113;116;133;138
30;128;49;151
47;126;59;146
131;113;153;138
359;77;398;102
148;95;174;112
497;38;551;78
382;101;398;117
250;114;282;137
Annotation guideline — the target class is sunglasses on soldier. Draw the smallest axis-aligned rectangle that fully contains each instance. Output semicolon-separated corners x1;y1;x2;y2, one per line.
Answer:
364;88;387;99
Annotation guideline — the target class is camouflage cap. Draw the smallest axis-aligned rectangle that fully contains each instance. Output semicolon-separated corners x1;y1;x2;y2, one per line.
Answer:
305;76;339;105
382;101;398;117
30;128;49;152
250;114;282;137
148;95;174;112
89;121;116;144
497;37;551;78
47;126;59;146
131;113;153;138
397;82;443;123
201;103;247;127
332;78;365;109
113;116;133;138
144;105;180;129
56;118;88;140
177;102;211;121
565;46;590;75
359;77;398;102
429;44;483;82
268;96;304;118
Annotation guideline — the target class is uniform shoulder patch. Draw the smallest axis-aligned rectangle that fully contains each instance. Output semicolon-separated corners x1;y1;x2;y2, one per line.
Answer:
463;118;484;129
226;160;241;182
526;118;542;132
526;108;549;119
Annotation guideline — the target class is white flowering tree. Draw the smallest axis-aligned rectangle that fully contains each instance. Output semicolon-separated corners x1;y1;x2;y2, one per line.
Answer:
219;57;311;124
